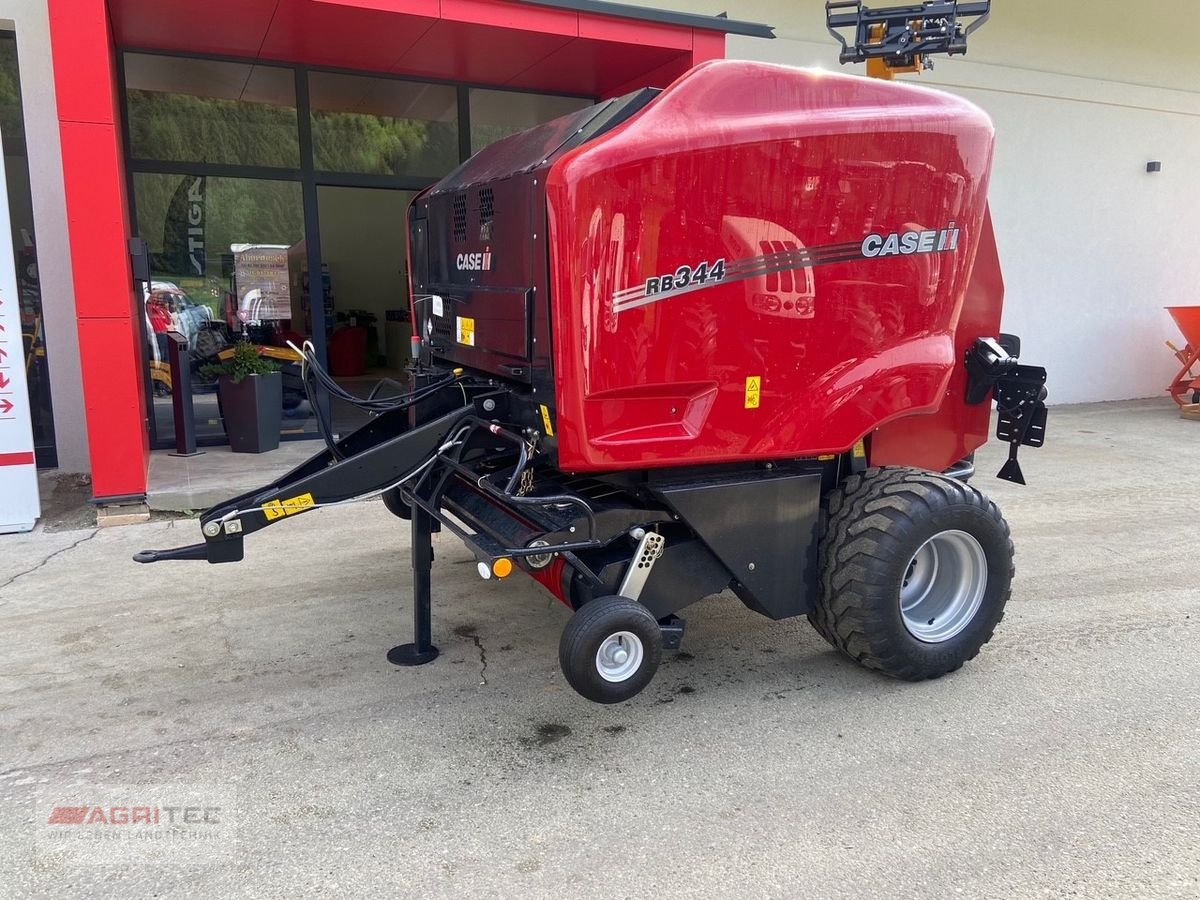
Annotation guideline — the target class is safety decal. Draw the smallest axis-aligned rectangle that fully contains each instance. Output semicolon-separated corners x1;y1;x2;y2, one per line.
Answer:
611;224;960;314
539;404;555;437
456;316;475;347
262;492;315;521
744;376;762;409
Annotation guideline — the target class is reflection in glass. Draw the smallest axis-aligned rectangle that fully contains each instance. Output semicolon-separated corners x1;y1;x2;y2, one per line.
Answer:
469;89;592;152
309;73;458;177
133;174;313;444
124;54;300;168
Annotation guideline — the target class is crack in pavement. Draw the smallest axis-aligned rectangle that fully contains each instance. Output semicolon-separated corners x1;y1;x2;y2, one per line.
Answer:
453;625;488;686
0;529;100;603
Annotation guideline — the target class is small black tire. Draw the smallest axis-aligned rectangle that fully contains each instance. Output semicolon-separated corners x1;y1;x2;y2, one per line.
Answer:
381;487;411;520
809;466;1013;681
559;596;663;703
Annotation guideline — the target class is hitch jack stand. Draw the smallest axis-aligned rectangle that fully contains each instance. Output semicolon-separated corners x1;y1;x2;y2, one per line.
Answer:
387;498;440;666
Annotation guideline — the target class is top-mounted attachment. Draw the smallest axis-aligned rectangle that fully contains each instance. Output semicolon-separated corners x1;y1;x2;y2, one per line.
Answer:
826;1;990;79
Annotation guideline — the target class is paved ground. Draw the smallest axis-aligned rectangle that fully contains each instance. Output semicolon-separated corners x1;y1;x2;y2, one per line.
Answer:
147;442;314;513
0;400;1197;898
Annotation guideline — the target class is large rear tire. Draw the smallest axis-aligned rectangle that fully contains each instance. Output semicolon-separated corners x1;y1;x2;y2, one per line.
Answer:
809;466;1013;680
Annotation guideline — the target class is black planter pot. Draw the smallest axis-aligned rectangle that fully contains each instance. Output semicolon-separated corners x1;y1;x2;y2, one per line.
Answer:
217;372;283;453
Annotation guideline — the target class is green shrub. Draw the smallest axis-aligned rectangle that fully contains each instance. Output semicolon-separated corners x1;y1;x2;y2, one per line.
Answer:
200;341;281;384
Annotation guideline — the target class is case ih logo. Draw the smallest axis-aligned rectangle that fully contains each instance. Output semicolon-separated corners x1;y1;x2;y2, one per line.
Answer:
861;224;959;258
456;250;492;271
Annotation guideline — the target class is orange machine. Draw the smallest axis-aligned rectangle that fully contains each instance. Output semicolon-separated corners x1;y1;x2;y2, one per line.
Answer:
1165;306;1200;406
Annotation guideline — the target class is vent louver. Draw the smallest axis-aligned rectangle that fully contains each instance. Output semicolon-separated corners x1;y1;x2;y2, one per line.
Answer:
452;192;468;242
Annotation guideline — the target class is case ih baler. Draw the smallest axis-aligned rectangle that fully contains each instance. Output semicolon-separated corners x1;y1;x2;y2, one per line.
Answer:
138;51;1047;703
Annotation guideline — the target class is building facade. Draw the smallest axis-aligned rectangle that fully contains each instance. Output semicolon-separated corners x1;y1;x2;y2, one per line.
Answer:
1;0;1193;506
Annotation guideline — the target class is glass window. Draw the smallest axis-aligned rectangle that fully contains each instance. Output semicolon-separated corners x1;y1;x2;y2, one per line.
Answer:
308;73;458;177
0;36;25;153
1;33;55;467
124;54;300;168
469;89;593;152
133;174;314;444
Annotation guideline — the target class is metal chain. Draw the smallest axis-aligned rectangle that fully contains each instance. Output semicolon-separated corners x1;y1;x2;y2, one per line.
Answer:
517;438;537;496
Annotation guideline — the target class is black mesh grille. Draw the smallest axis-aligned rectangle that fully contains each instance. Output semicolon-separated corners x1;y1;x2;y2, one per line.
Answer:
452;192;468;242
479;187;495;227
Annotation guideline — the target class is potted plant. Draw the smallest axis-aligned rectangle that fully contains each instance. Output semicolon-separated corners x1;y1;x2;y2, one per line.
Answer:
201;341;283;453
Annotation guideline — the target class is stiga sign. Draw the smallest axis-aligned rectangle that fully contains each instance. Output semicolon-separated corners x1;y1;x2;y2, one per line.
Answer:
0;129;40;534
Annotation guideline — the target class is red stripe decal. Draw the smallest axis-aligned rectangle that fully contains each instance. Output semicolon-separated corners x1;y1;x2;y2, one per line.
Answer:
0;451;35;467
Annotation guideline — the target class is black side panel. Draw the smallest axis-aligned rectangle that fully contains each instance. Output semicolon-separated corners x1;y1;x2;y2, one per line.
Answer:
426;287;531;374
638;539;732;620
585;537;732;619
654;473;822;620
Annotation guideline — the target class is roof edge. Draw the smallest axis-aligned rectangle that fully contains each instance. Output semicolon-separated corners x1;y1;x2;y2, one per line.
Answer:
513;0;776;39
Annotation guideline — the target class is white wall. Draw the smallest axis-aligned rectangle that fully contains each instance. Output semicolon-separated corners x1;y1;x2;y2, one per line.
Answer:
631;0;1196;403
0;1;89;467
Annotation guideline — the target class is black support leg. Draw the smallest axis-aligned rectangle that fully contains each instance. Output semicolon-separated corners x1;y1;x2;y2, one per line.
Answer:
387;499;440;666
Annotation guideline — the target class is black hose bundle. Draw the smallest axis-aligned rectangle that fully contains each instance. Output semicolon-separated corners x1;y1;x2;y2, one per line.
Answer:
287;340;459;459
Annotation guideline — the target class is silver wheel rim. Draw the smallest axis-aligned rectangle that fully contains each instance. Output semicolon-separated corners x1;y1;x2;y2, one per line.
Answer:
595;631;644;683
900;530;988;643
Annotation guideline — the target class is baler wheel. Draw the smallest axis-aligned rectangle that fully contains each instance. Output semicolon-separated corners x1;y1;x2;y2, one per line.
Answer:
381;487;412;520
559;596;663;703
809;467;1013;681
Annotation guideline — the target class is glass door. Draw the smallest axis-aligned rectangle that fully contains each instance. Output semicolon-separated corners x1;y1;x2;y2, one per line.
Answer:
316;184;415;436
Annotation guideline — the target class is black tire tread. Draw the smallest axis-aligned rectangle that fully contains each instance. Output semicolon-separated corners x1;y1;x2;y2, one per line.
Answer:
808;466;1014;681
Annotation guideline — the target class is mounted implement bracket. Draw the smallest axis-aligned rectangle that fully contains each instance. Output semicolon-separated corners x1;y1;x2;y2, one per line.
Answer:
965;337;1048;485
826;1;990;78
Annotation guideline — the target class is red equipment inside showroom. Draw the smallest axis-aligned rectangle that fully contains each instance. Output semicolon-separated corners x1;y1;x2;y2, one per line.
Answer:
47;0;764;503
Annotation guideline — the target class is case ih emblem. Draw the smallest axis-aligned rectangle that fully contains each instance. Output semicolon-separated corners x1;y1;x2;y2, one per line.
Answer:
457;250;492;271
861;224;960;258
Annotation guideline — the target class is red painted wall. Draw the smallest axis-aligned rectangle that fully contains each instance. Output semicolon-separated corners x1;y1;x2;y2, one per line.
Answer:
48;0;147;501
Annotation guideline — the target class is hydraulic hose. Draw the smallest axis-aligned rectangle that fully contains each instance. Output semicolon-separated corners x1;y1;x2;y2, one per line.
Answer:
287;340;460;459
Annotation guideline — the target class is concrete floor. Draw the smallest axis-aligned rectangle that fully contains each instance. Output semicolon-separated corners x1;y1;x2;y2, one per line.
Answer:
147;442;317;513
0;399;1197;898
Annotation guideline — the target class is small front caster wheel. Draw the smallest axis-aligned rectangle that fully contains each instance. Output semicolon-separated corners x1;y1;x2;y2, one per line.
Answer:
559;596;662;703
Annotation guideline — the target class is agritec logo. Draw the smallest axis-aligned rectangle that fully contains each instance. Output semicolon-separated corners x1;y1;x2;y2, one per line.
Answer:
47;804;221;826
37;783;236;865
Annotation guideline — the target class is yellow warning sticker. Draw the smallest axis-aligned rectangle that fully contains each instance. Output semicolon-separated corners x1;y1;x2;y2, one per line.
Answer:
282;492;316;515
262;492;315;521
539;404;555;437
456;316;475;347
744;375;762;409
852;440;867;459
